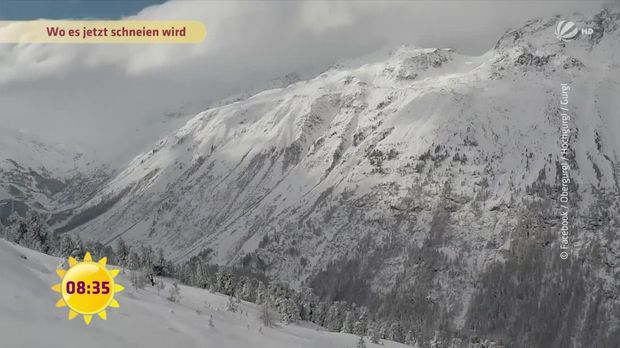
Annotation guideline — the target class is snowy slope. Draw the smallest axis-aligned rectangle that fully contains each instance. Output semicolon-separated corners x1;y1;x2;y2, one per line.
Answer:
0;128;78;209
0;128;111;224
0;239;409;348
49;10;620;346
0;128;87;176
67;11;620;262
66;46;487;251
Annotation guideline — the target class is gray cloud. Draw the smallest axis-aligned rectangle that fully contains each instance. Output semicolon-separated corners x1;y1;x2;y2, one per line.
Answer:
0;0;613;163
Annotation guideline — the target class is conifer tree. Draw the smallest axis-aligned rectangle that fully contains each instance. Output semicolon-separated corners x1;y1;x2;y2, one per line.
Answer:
367;321;381;344
278;298;299;324
405;330;418;347
130;269;148;291
341;310;355;333
256;281;268;305
355;336;366;348
387;321;403;342
116;238;130;270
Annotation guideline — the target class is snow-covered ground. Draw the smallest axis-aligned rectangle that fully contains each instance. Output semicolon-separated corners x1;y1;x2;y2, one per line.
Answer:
2;10;619;347
0;128;112;225
0;239;408;348
64;11;620;285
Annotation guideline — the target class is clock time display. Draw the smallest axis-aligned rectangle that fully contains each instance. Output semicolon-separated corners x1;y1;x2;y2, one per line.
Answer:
65;281;110;295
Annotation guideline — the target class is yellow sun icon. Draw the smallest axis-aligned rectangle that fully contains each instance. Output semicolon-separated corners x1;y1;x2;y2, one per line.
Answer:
52;252;124;325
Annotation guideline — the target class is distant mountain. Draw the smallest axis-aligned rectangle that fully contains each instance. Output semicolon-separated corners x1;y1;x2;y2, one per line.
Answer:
0;128;110;227
11;10;620;346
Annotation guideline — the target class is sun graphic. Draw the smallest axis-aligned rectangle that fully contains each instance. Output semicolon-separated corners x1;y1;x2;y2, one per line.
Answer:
52;252;124;325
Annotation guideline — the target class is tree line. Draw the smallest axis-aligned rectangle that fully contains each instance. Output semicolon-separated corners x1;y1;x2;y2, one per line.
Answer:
0;212;420;346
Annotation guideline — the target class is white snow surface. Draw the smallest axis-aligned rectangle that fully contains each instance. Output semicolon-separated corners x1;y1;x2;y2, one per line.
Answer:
0;127;93;177
68;12;620;272
0;240;407;348
0;128;110;217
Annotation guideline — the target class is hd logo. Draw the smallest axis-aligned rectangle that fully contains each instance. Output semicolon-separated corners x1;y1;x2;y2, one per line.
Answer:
555;19;594;42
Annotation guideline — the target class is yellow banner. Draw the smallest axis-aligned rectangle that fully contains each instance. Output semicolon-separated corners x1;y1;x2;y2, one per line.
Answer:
0;20;207;44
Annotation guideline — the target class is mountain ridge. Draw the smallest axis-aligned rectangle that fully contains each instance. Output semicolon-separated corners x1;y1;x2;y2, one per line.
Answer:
4;10;620;346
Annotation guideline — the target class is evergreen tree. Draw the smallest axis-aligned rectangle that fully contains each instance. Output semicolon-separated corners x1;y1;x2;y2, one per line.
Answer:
215;270;234;295
326;301;345;332
352;307;368;336
405;330;418;347
154;247;168;276
128;251;141;270
298;287;318;321
367;321;381;344
87;241;106;261
379;321;389;339
130;269;148;291
278;298;299;324
139;245;156;285
256;281;268;305
57;234;78;257
341;310;355;333
355;336;367;348
116;238;130;270
239;277;256;302
268;282;290;302
387;321;403;342
353;320;366;336
312;301;329;327
7;215;27;245
22;214;51;253
72;235;84;258
191;261;206;288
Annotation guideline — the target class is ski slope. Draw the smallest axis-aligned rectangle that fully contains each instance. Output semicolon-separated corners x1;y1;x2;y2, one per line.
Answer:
0;239;409;348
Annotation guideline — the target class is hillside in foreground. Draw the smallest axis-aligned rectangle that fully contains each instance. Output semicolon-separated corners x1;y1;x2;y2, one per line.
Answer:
0;240;409;348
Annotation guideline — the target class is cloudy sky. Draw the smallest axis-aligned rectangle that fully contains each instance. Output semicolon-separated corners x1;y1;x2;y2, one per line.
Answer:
0;0;613;164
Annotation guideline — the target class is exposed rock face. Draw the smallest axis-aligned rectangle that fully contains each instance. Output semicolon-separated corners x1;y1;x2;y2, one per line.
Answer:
48;11;620;346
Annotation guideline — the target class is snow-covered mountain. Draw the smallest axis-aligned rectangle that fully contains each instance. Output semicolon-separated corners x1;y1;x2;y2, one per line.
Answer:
8;10;620;346
0;128;110;227
0;239;410;348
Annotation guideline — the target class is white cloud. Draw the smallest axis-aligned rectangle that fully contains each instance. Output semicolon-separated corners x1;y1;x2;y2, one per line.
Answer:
299;1;357;33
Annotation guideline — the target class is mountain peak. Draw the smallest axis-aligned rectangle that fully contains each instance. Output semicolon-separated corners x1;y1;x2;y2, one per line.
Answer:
10;12;620;347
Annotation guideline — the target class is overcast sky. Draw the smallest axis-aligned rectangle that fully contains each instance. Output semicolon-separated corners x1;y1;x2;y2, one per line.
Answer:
0;1;613;164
